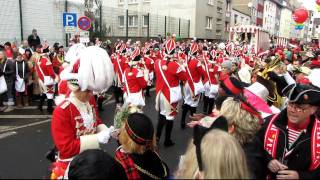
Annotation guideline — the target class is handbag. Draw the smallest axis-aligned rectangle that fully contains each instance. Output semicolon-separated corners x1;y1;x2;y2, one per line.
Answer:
186;62;204;96
15;61;26;92
0;60;8;94
158;61;182;103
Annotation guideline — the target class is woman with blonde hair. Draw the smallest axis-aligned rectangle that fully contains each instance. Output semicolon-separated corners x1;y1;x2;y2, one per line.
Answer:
176;129;250;179
220;96;262;144
116;113;169;179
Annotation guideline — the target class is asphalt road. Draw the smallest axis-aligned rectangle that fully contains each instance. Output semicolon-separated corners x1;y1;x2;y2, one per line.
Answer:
0;90;200;179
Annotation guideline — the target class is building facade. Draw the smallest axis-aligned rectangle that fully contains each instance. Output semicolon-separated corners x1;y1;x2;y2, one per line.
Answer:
230;9;251;27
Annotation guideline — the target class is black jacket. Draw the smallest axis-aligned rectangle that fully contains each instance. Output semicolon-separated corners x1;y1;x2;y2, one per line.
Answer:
255;109;320;179
131;151;169;179
1;59;15;81
27;34;41;49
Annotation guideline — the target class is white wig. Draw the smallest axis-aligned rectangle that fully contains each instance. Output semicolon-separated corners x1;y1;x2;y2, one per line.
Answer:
77;46;114;92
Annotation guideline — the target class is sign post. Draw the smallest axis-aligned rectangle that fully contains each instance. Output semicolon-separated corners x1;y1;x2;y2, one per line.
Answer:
63;12;77;46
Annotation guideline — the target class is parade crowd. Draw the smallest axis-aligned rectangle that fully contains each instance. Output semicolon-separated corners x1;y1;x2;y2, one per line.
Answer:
1;29;320;179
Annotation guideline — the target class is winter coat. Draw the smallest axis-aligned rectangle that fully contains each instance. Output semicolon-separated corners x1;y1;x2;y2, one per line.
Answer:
1;59;15;81
254;109;320;179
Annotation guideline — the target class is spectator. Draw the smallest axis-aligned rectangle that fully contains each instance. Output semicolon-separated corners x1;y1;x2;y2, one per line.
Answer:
176;129;250;179
19;40;32;54
14;49;29;108
27;29;41;50
4;42;14;59
0;50;15;112
30;45;42;99
116;113;170;179
68;149;126;179
254;83;320;179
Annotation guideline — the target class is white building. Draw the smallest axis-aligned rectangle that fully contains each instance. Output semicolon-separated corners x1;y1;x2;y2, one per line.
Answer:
230;9;251;27
263;0;277;36
279;1;292;39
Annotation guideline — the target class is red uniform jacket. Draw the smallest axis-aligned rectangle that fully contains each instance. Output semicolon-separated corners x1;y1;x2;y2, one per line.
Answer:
155;59;187;102
203;61;219;85
123;67;147;93
35;56;55;82
51;96;103;159
143;56;155;72
185;57;207;93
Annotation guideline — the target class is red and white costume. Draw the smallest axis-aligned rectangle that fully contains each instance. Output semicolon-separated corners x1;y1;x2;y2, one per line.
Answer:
183;43;206;107
143;55;155;86
50;46;114;179
123;48;148;107
155;56;187;120
203;55;219;99
35;56;56;99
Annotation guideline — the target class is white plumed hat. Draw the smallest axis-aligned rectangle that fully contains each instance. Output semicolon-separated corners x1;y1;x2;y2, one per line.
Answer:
77;46;114;92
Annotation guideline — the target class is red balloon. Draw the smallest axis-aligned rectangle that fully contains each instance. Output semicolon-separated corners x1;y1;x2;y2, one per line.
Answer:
293;8;309;24
316;0;320;6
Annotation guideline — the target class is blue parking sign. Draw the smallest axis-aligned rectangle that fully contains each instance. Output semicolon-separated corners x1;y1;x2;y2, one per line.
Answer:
63;13;77;27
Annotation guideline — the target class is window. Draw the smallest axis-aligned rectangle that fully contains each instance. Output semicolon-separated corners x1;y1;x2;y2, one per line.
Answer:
143;15;149;27
217;18;222;24
118;16;124;27
128;15;138;27
206;16;213;29
208;0;214;5
128;0;138;4
234;14;238;25
217;7;223;13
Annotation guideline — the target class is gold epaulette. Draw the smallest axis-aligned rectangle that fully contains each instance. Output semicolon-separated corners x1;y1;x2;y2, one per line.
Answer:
60;100;70;109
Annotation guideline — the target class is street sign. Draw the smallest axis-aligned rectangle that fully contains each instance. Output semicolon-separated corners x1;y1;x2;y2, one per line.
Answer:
79;31;90;43
78;16;91;31
63;12;77;27
64;26;76;33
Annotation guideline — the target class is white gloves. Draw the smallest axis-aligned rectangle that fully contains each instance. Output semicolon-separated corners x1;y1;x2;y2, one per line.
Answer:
97;126;114;144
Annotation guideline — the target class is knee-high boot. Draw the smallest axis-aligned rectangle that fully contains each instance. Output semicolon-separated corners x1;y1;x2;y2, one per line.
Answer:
156;114;167;142
203;96;208;114
38;94;46;112
207;98;215;114
164;120;175;147
180;104;190;129
47;99;54;113
190;106;197;116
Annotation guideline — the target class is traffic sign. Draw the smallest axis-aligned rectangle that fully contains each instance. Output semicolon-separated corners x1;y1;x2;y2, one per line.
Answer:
78;16;91;31
79;31;90;43
64;26;76;33
63;12;77;27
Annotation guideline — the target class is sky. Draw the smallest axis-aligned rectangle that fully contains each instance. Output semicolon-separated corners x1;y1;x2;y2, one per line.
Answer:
298;0;316;10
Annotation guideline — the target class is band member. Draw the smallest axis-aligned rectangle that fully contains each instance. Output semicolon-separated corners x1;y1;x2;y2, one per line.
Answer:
51;46;115;179
155;39;187;147
202;48;219;115
35;51;56;113
143;45;155;97
123;47;148;111
180;43;206;129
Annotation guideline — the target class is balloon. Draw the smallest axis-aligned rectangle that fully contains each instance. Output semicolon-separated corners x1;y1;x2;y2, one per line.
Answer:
292;8;309;24
316;0;320;6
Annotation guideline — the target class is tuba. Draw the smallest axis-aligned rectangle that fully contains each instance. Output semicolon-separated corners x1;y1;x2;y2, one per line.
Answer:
257;56;283;108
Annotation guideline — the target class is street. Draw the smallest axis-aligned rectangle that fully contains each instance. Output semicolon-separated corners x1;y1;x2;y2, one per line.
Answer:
0;90;195;179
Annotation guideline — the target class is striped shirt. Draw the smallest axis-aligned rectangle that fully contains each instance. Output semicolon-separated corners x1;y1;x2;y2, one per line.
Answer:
288;127;302;146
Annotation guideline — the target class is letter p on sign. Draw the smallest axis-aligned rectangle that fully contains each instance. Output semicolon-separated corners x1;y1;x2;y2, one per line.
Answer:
63;12;77;27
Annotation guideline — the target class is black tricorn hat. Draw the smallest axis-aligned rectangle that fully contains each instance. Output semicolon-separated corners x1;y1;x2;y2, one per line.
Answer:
282;83;320;106
125;113;154;145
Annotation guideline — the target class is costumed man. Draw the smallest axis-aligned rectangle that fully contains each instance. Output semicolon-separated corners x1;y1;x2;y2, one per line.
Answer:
202;48;219;115
154;39;187;147
113;43;129;106
123;47;148;111
54;43;86;106
50;46;115;179
180;43;206;129
35;51;56;113
142;45;155;97
254;83;320;179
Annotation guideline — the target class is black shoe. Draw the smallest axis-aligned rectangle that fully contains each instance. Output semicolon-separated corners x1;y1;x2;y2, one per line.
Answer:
47;108;54;114
181;123;186;129
164;140;175;147
38;106;43;112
